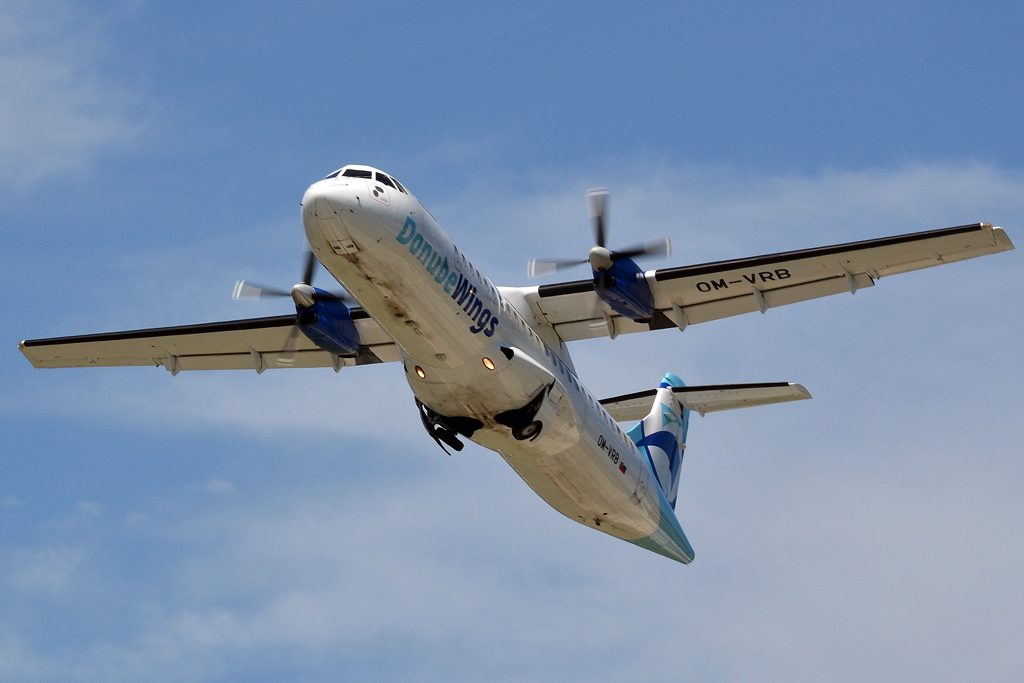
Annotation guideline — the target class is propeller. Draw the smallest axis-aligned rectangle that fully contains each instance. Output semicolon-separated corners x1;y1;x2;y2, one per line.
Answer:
233;247;350;365
527;188;672;289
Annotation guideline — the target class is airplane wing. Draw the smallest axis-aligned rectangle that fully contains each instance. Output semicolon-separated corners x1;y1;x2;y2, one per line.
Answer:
524;223;1014;342
19;309;400;374
600;382;812;421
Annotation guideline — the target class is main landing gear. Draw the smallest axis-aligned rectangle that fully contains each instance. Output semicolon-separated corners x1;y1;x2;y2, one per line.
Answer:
495;383;553;442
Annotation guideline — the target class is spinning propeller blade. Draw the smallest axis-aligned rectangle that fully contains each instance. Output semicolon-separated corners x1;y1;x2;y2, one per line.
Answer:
609;236;673;261
526;188;672;279
232;244;351;305
526;258;588;278
301;248;317;286
276;324;302;366
232;281;290;300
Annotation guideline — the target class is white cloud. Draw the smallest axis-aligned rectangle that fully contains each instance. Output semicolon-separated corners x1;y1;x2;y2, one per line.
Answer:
201;479;235;494
0;0;143;185
77;501;102;516
7;546;86;598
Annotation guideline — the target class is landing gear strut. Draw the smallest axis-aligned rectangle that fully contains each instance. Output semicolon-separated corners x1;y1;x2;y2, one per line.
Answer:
416;399;482;455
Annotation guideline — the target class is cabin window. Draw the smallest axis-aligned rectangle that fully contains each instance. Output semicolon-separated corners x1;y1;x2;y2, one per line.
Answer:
342;169;372;178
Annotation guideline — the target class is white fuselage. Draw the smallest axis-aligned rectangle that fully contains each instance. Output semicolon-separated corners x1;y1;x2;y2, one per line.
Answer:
301;172;668;548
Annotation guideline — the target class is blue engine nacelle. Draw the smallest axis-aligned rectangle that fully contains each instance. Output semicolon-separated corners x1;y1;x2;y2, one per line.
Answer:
296;288;362;356
593;258;655;321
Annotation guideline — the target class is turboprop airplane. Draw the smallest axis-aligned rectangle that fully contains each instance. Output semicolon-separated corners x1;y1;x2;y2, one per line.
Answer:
19;165;1015;564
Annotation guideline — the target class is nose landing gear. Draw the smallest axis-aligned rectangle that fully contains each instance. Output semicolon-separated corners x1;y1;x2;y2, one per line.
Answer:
416;399;482;455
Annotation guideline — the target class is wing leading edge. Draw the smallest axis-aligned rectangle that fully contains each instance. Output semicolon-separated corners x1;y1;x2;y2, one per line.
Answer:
524;223;1014;342
19;309;399;374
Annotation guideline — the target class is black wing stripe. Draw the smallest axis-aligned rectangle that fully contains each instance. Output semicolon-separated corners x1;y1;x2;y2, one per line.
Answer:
600;382;792;406
653;223;985;282
23;309;372;347
537;280;594;297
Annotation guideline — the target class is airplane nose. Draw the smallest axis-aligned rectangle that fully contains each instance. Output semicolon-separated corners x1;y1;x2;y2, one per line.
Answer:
303;182;361;255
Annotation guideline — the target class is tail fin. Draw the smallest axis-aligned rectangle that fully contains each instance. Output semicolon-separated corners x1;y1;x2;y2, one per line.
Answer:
626;372;689;509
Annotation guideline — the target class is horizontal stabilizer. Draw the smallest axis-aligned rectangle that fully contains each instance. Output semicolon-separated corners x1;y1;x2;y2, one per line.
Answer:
601;382;811;421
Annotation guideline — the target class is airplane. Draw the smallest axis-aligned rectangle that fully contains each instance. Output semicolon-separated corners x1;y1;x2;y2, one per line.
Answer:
19;165;1015;564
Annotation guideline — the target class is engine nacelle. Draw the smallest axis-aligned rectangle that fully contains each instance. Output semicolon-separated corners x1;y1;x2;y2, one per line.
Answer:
297;289;361;356
593;258;655;321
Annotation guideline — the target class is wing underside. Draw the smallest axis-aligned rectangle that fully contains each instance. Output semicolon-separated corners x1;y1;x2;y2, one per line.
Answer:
19;310;400;373
524;223;1014;342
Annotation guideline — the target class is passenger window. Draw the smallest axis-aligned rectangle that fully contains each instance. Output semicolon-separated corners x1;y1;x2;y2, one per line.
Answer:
375;172;397;189
342;169;372;179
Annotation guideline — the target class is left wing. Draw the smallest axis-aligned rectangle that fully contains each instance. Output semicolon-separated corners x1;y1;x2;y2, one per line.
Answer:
19;309;399;374
601;382;812;421
521;223;1013;342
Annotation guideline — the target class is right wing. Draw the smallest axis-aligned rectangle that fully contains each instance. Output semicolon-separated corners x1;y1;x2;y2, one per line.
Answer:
19;309;400;374
601;382;812;421
525;223;1013;342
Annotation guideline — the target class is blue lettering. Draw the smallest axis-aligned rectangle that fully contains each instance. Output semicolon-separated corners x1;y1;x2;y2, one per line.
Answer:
434;258;449;283
470;309;491;334
418;241;433;264
409;234;423;255
462;288;477;312
452;275;472;304
444;272;458;293
485;317;499;337
397;217;416;244
426;252;442;274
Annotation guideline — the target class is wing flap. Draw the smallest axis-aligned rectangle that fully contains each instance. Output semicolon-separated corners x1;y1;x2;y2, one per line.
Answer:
601;382;812;422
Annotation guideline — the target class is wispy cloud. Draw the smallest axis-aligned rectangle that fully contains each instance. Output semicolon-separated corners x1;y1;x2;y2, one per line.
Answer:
76;501;102;516
200;479;235;494
0;0;144;186
7;546;86;598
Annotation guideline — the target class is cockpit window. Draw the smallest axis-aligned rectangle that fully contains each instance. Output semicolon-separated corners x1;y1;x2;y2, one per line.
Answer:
374;172;396;189
342;168;372;179
392;178;408;194
325;169;342;179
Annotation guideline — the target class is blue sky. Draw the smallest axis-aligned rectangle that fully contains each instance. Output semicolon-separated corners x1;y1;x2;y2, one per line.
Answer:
2;1;1023;681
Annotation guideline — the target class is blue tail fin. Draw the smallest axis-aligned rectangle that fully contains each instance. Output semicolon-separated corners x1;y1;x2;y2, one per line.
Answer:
626;372;689;509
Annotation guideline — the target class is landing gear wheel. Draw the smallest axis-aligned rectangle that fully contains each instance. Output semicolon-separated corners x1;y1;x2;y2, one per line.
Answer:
512;420;542;441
